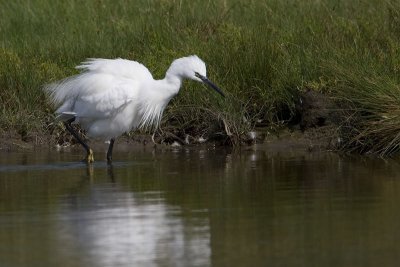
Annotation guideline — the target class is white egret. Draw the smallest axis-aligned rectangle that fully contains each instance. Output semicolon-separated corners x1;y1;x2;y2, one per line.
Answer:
44;55;224;163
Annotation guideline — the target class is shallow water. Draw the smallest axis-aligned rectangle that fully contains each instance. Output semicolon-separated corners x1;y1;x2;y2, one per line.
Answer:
1;147;400;267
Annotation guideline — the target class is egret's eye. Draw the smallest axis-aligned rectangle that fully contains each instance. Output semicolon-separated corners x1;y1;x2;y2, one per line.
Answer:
195;72;206;81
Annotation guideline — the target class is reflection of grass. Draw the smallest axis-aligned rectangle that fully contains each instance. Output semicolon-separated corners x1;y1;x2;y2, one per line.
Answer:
1;0;400;153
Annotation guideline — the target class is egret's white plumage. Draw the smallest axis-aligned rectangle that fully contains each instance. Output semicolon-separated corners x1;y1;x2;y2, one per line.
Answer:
44;55;224;163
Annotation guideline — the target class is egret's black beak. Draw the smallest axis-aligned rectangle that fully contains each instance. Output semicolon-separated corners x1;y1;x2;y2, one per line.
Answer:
195;72;225;98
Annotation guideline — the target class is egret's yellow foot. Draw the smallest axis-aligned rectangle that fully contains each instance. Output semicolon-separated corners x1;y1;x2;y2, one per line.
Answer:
84;149;94;163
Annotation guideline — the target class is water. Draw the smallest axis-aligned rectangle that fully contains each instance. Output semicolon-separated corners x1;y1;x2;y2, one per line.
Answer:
1;147;400;267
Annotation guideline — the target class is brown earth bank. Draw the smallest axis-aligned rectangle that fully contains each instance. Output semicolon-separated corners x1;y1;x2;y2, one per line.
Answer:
0;126;339;156
0;90;341;154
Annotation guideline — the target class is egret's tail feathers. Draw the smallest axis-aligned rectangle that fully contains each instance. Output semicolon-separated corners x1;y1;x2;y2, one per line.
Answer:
56;112;77;122
43;75;78;105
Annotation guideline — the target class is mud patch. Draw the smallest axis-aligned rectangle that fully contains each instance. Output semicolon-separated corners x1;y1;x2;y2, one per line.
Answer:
294;90;338;131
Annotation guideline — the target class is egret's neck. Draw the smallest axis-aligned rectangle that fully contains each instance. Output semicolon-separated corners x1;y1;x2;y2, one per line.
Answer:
160;71;183;96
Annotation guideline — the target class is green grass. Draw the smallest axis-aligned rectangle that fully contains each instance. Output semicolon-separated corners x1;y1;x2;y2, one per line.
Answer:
1;0;400;153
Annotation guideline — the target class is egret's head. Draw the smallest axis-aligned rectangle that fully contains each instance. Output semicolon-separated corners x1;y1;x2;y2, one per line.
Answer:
167;55;225;97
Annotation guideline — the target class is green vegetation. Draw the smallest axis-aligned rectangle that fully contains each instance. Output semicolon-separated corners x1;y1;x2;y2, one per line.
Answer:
1;0;400;154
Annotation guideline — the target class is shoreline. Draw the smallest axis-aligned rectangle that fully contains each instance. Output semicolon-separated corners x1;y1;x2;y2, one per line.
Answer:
0;125;337;156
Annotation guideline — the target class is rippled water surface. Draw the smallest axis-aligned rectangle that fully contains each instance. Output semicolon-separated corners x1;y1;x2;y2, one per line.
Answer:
1;147;400;267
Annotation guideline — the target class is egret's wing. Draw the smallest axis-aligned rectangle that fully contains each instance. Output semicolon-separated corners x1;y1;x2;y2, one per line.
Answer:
73;79;138;119
46;71;139;121
76;58;153;81
44;58;153;108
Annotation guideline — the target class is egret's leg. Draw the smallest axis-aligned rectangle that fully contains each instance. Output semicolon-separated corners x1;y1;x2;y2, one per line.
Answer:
106;138;115;163
64;118;94;163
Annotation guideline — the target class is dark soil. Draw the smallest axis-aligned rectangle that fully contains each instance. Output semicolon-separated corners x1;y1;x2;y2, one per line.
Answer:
293;89;338;131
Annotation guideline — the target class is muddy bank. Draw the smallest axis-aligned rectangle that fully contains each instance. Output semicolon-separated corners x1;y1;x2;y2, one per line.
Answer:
0;130;153;152
0;126;339;157
0;90;340;154
0;91;340;155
